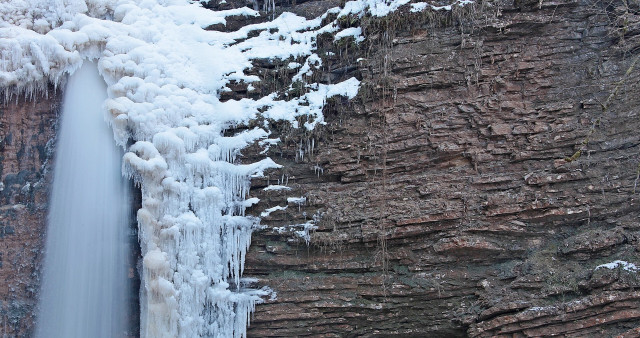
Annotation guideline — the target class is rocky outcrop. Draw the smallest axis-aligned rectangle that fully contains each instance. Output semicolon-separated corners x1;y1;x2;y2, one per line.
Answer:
241;0;640;336
0;91;60;337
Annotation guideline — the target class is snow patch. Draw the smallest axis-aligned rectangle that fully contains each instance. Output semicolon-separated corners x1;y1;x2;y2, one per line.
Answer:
596;260;638;272
338;0;411;17
263;185;291;191
410;2;429;12
273;221;318;245
287;197;307;205
260;205;287;217
335;27;364;43
410;0;475;12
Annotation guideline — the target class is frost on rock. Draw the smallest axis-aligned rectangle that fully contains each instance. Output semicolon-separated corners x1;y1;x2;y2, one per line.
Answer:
0;0;415;336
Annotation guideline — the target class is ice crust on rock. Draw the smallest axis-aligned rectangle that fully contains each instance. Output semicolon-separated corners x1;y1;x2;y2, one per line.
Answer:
0;0;415;337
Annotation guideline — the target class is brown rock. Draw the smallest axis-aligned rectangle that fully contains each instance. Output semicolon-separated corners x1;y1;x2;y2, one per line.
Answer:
2;0;639;337
0;90;60;336
242;0;640;336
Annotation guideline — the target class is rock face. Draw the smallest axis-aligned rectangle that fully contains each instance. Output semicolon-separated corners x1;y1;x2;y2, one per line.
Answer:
0;91;60;337
241;0;640;336
1;0;639;336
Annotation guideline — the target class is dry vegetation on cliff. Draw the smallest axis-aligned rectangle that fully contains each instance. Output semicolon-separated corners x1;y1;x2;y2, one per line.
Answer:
241;0;640;336
1;0;639;336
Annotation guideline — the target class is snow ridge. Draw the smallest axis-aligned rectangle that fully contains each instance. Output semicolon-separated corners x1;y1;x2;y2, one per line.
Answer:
0;0;412;336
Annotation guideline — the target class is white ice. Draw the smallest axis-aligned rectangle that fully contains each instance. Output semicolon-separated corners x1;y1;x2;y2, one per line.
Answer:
596;260;638;272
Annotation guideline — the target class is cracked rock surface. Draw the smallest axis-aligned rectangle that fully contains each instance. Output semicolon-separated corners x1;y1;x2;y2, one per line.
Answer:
1;0;639;336
242;0;640;336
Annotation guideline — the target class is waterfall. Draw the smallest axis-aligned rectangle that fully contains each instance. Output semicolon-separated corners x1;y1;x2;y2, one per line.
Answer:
36;61;131;338
2;1;365;336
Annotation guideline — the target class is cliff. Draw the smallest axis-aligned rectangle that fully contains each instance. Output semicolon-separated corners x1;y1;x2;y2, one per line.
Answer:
240;0;640;336
0;91;59;336
0;0;639;336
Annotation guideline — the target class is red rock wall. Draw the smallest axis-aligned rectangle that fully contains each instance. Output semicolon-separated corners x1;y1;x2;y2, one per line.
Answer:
0;0;638;337
244;0;640;336
0;91;60;337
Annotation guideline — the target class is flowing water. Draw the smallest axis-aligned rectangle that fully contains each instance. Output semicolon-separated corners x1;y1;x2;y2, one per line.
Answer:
36;62;131;338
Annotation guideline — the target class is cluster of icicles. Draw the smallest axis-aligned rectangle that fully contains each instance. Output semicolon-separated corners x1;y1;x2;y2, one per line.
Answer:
0;0;421;336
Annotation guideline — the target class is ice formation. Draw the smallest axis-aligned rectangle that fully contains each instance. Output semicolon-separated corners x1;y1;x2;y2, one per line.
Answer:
0;0;416;336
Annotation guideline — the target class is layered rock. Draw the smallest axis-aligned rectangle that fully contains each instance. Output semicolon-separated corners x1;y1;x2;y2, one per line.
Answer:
242;0;640;336
0;0;638;336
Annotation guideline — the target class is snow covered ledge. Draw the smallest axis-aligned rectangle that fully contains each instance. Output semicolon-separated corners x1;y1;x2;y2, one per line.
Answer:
0;0;425;336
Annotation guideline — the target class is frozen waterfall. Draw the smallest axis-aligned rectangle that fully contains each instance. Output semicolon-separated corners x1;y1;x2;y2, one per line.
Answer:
36;62;131;338
1;0;368;336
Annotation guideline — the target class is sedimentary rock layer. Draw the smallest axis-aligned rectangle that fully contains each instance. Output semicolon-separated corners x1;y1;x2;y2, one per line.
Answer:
243;0;640;336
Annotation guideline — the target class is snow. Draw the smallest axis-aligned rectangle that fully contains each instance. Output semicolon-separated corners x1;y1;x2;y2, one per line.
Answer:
0;0;411;336
596;260;638;272
432;4;453;10
410;0;475;12
263;185;291;191
294;221;318;245
272;212;322;245
410;2;429;12
287;197;307;205
335;27;365;43
260;205;287;217
338;0;411;18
